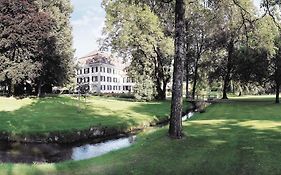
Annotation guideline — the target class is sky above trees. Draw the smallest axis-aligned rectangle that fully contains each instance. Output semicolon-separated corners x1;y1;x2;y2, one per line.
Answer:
70;0;260;58
71;0;105;58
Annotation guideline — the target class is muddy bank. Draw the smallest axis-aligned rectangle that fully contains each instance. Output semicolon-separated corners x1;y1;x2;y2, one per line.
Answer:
0;135;136;163
0;126;141;144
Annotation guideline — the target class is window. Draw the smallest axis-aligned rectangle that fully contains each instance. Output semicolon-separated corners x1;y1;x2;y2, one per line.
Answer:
107;77;112;82
79;69;82;75
100;67;103;72
123;86;131;91
92;67;95;73
84;68;90;74
92;76;98;82
107;85;112;91
96;67;99;72
84;77;90;83
119;86;121;90
100;85;106;90
100;76;105;82
107;68;112;74
113;69;115;74
103;67;105;72
113;78;117;83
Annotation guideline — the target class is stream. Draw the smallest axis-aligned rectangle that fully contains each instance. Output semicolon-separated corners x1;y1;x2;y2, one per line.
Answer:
0;136;136;164
0;112;195;164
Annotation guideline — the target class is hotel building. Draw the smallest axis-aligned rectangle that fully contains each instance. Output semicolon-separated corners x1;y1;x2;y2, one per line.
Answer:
76;51;135;93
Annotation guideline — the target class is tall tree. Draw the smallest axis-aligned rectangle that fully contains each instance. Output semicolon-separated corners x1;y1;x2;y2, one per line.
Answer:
260;1;281;103
0;0;54;96
103;1;173;100
169;0;185;139
0;0;74;97
33;0;74;96
208;0;256;99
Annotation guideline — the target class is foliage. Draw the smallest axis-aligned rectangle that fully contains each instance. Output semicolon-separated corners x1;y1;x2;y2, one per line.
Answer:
0;0;53;92
103;1;174;100
0;0;74;96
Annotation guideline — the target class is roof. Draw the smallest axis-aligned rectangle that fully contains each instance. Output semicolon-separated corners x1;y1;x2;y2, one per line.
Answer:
76;51;126;68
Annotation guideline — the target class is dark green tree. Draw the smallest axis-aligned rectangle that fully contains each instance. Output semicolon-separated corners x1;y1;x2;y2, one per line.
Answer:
0;0;74;97
0;0;54;96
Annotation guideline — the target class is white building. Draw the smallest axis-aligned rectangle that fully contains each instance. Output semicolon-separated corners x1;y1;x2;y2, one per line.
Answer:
76;51;135;93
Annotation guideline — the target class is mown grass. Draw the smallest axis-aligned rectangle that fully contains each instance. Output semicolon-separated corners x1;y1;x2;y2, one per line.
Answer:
0;96;174;135
1;96;281;175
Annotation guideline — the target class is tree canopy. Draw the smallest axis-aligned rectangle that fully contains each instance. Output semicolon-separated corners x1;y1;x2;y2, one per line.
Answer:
0;0;74;96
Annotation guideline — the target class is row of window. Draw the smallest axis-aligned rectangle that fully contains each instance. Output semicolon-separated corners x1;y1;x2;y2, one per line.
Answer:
77;76;134;83
77;67;117;75
100;85;132;91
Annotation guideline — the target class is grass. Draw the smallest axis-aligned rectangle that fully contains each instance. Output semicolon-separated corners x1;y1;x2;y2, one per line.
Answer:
0;96;175;136
1;96;281;175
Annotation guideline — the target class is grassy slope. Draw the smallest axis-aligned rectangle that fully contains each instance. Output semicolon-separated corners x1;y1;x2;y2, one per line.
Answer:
1;97;281;175
0;96;172;135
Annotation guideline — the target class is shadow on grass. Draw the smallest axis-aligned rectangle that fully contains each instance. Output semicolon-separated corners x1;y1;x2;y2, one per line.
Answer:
0;96;171;137
1;100;281;174
129;101;190;121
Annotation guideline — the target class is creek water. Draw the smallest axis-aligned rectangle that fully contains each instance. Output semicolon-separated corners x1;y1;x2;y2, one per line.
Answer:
0;112;195;164
0;135;136;164
182;112;194;121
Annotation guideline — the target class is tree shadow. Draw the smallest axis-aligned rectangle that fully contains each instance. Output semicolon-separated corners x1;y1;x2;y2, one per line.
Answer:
129;101;190;122
0;96;172;139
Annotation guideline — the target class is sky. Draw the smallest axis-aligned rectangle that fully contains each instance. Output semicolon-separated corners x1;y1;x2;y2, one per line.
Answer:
71;0;105;58
70;0;261;58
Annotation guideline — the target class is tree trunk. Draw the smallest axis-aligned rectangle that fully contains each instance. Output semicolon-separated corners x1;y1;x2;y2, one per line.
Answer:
222;72;230;99
37;79;42;98
169;0;185;139
155;79;164;100
7;80;12;97
185;20;190;100
222;40;234;100
186;68;189;99
275;81;280;104
192;54;200;99
153;47;167;101
162;80;167;100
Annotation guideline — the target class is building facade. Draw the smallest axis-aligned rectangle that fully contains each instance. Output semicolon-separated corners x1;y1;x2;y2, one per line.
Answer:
76;51;134;93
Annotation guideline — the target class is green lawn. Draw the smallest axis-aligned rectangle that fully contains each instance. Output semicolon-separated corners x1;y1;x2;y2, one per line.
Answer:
0;96;173;136
1;97;281;175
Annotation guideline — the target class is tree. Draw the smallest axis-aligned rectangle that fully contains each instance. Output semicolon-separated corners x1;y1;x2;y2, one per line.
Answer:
207;0;256;99
169;0;186;139
103;1;173;100
33;0;74;97
272;36;281;103
184;1;215;99
0;0;74;97
0;0;54;96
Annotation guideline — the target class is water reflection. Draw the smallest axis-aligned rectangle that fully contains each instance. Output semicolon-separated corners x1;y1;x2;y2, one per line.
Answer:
182;112;194;121
0;142;72;163
0;135;136;163
72;136;136;161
